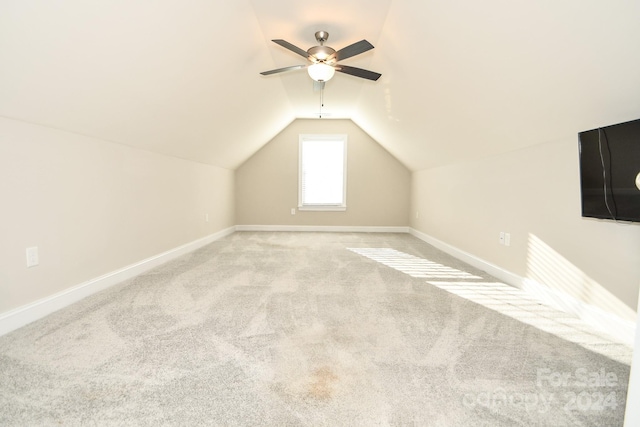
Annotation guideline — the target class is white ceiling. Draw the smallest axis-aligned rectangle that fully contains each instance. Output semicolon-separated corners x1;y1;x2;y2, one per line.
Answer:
1;0;639;171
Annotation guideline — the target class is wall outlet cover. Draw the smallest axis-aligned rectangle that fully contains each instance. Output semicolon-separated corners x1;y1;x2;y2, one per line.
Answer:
26;247;39;267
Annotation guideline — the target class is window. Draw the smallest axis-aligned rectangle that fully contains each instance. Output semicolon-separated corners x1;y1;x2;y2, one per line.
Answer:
299;134;347;211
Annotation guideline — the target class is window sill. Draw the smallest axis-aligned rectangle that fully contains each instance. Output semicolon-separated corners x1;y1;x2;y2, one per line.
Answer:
298;205;347;212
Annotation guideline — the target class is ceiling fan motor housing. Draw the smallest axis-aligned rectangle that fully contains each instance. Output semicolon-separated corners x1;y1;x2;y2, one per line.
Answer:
307;45;336;63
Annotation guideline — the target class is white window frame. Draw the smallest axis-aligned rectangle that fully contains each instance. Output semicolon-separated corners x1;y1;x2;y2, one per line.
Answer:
298;134;348;211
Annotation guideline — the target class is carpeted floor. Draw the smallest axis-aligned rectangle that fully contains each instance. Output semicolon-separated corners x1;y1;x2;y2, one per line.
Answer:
0;232;633;426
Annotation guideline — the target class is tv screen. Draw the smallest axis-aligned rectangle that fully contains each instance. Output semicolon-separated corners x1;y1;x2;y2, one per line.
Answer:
578;118;640;222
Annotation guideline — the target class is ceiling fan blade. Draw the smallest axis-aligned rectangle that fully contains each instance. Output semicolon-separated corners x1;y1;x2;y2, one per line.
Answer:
260;64;307;76
335;65;381;81
271;39;310;59
332;40;374;62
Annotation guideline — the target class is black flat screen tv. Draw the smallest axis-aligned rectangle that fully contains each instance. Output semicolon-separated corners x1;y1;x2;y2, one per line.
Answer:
578;118;640;222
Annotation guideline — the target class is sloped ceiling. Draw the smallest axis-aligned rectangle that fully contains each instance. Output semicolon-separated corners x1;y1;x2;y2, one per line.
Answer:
1;1;639;171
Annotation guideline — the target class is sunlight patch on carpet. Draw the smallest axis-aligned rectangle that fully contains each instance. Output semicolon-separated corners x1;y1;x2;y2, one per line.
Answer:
347;247;632;365
347;248;482;280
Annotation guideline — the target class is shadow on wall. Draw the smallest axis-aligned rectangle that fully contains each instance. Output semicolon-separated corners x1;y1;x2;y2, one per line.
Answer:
524;233;636;344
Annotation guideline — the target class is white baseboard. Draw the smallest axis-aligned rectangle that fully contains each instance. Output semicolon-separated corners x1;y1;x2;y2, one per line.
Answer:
236;225;410;233
0;226;236;337
409;228;635;346
520;278;636;346
409;228;524;286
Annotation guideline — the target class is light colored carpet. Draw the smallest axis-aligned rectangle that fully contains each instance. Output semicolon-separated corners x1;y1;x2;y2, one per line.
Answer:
0;232;632;426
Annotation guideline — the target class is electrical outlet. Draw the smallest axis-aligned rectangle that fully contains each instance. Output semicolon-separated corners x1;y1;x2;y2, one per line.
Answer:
291;208;296;215
26;246;39;267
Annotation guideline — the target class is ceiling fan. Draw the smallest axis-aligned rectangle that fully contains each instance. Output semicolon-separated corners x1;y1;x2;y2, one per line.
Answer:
260;31;382;83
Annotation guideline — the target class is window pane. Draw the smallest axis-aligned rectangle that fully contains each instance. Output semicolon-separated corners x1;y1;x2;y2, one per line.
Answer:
301;139;345;206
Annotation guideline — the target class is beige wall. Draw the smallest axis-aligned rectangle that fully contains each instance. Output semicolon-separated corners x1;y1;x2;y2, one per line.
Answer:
0;117;235;314
235;119;410;227
7;109;636;330
411;135;640;317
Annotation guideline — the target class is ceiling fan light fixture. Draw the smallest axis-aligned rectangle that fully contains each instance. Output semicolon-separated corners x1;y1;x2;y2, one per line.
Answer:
307;63;335;82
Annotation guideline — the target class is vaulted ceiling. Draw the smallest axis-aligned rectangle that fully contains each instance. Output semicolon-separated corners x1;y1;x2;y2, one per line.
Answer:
1;1;639;171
